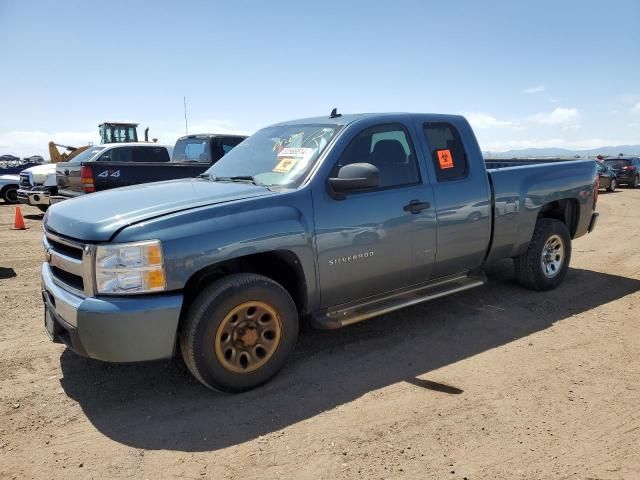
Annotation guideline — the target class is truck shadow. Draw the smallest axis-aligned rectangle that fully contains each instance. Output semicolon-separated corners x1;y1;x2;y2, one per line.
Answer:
59;263;640;452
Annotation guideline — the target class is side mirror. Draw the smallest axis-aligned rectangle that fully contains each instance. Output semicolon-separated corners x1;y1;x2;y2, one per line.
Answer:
328;163;380;196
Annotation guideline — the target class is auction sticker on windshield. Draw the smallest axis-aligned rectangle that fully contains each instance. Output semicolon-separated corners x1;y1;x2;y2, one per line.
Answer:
273;147;315;173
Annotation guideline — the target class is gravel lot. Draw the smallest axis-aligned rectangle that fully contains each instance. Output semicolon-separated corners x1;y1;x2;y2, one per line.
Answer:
1;190;639;480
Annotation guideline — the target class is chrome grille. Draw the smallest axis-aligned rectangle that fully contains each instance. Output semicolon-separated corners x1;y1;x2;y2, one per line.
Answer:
43;230;95;296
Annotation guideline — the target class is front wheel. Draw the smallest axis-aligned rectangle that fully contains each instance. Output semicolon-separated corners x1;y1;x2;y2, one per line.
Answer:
514;218;571;291
607;178;616;192
2;186;18;204
180;273;299;392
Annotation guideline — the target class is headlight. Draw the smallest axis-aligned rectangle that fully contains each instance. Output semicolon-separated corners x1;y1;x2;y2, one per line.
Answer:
95;240;166;294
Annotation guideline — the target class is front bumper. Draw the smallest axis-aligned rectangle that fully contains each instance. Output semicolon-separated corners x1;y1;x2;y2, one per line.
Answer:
41;263;183;362
17;189;50;207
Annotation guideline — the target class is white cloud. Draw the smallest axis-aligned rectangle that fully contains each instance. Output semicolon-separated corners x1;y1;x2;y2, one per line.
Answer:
522;85;545;94
631;102;640;114
527;107;579;125
464;112;517;129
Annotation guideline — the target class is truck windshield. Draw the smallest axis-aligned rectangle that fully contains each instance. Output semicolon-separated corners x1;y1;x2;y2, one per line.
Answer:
67;147;105;164
203;124;340;186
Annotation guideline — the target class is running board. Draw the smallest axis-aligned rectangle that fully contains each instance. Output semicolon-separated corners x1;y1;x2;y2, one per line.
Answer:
311;274;486;329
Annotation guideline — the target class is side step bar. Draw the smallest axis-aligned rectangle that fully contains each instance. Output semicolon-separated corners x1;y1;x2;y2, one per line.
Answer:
311;274;486;329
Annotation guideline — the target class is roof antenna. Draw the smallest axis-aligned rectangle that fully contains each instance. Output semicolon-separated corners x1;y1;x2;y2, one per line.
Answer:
329;107;341;119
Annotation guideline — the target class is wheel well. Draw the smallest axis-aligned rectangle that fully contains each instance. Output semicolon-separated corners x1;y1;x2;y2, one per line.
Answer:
181;250;308;319
538;198;579;237
1;184;17;194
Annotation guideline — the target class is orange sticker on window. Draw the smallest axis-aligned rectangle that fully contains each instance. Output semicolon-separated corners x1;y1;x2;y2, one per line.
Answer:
437;149;454;169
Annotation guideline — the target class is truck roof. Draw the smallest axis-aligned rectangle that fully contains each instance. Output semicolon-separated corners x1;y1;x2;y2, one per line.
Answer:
269;112;466;128
176;133;248;141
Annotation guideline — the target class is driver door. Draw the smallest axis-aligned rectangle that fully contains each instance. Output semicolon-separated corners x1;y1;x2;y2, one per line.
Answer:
312;122;437;308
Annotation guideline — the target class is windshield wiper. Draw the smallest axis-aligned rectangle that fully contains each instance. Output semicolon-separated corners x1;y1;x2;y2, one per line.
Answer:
212;175;260;185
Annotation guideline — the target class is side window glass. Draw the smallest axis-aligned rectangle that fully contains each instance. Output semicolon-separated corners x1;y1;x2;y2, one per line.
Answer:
112;148;133;162
423;122;468;182
334;124;420;189
131;147;169;162
221;137;244;156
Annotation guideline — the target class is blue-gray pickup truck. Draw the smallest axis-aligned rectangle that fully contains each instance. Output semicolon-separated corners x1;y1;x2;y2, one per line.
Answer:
41;112;599;392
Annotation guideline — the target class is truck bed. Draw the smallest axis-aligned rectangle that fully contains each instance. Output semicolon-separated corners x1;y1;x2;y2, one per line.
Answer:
485;157;587;170
485;158;597;265
57;161;210;197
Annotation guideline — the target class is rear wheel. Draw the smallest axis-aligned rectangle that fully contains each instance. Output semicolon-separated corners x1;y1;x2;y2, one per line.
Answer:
631;175;639;188
2;186;18;204
514;218;571;291
607;178;616;192
180;273;299;392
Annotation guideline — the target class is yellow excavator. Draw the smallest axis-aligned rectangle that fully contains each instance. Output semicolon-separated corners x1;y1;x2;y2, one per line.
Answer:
48;122;156;163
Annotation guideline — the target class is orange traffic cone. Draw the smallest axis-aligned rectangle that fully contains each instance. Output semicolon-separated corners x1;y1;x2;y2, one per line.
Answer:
12;206;27;230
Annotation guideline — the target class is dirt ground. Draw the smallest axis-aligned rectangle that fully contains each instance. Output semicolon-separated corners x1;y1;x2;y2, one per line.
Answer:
0;189;639;480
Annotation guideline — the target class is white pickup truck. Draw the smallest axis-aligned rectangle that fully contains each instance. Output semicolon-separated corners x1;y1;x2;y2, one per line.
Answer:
17;163;57;212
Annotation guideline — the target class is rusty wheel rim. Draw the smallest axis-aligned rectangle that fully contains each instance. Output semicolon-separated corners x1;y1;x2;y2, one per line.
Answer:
214;301;282;374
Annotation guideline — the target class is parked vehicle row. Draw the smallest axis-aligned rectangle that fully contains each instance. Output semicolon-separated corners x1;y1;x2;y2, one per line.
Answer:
601;157;640;188
52;134;246;203
41;111;600;393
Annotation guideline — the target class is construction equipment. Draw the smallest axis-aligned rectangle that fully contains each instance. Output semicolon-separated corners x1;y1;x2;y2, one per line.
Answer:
48;122;156;163
48;143;91;163
99;122;156;144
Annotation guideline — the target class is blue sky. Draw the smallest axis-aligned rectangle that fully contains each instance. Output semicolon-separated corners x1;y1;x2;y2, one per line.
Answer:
1;0;639;156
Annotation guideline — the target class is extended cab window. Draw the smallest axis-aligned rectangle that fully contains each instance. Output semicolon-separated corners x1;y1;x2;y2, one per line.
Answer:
423;123;468;182
335;124;420;189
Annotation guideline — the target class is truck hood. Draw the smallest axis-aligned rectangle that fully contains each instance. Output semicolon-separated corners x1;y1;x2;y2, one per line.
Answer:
45;178;275;241
24;163;56;174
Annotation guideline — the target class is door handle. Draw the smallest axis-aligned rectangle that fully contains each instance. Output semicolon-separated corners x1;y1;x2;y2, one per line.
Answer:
403;200;430;214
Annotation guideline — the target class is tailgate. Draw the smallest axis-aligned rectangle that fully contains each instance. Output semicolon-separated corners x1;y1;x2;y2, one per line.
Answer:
91;162;210;191
56;162;83;195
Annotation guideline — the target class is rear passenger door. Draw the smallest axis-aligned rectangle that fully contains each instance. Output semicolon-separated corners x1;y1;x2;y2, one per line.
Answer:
413;119;492;278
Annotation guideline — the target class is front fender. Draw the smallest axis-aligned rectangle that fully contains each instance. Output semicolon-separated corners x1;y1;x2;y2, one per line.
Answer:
112;189;319;309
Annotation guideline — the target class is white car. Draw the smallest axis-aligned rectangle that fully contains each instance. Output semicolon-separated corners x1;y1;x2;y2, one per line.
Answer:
17;163;57;212
0;174;20;204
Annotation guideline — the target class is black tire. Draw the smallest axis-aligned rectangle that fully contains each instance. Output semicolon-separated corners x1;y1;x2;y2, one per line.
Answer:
37;205;48;212
607;178;616;192
2;186;18;204
180;273;299;392
631;175;640;188
513;218;571;291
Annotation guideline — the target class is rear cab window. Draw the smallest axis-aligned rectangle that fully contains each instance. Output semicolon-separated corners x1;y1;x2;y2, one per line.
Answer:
173;138;210;162
423;123;468;182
